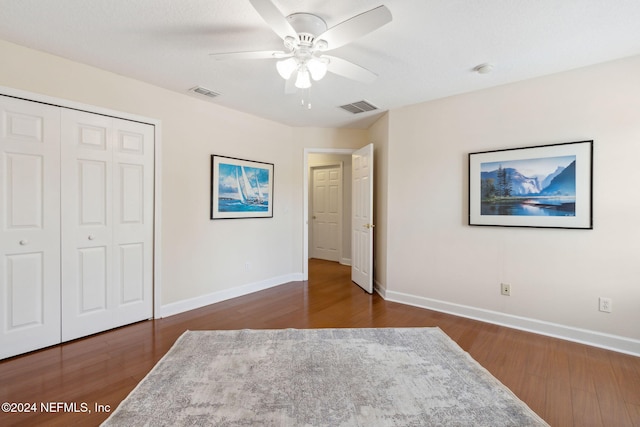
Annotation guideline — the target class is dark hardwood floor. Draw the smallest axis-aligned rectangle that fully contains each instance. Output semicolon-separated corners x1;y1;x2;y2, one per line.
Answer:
1;259;639;426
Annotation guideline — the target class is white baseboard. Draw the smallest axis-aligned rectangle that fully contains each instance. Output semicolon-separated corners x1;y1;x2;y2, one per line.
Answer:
159;273;304;318
340;258;352;266
385;290;640;357
159;274;640;356
373;279;386;297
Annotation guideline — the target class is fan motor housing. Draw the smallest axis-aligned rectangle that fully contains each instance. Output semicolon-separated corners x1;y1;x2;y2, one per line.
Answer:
287;13;327;38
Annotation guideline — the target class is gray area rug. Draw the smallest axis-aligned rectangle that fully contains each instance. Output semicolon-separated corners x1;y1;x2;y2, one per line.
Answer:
102;328;549;426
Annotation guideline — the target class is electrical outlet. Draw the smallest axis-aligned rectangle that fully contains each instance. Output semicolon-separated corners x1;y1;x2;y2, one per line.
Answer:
501;283;511;296
599;297;612;313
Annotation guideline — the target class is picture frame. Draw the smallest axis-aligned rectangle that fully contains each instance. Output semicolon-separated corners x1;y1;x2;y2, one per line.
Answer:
210;155;274;219
468;140;593;229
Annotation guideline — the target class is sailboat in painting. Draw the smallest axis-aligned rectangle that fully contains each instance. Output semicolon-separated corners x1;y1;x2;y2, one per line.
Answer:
238;166;268;206
235;167;246;204
219;165;269;212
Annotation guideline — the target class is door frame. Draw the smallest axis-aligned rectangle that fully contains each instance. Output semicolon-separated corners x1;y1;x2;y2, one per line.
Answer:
303;148;354;281
0;85;163;319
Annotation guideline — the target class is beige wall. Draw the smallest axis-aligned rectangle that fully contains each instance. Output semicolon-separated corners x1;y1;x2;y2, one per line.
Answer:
384;55;640;349
0;40;365;312
2;37;638;353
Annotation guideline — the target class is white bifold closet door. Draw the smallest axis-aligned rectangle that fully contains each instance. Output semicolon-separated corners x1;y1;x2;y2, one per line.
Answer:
0;97;62;359
61;109;154;341
0;96;154;359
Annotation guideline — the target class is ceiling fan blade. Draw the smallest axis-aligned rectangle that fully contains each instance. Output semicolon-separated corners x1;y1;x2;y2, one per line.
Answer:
315;5;392;51
209;50;291;60
325;55;378;84
249;0;298;41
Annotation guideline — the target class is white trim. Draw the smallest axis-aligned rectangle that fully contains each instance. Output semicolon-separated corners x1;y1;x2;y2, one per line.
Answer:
340;258;352;266
303;148;355;281
152;123;163;319
0;85;163;321
160;273;304;318
385;289;640;357
0;86;158;125
373;279;386;297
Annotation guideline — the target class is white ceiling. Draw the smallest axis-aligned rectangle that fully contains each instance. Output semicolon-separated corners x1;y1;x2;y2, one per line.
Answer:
1;0;640;129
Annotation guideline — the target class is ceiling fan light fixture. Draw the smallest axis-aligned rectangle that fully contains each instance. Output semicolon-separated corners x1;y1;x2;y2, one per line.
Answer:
307;57;329;81
295;67;312;89
276;57;298;79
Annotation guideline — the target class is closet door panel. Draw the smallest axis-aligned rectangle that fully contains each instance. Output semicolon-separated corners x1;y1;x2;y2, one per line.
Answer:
61;109;114;341
6;253;44;327
78;246;108;313
119;243;144;303
0;96;61;360
79;160;108;225
6;153;43;228
112;119;153;325
61;111;153;340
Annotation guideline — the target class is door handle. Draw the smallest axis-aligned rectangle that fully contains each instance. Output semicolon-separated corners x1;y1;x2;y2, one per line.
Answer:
88;235;95;240
19;239;28;245
363;224;375;229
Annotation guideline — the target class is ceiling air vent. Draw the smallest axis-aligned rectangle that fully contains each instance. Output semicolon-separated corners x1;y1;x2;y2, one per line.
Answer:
339;100;378;114
189;86;220;98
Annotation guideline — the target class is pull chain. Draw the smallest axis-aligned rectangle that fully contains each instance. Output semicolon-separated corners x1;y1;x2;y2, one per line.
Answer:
300;88;312;109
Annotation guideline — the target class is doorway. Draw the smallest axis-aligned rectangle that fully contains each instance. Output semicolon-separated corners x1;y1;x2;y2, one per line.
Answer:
303;145;375;293
303;149;354;281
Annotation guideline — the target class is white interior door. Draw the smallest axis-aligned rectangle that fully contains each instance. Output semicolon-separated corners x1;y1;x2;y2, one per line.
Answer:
0;96;62;359
61;110;153;341
311;165;341;262
351;144;374;293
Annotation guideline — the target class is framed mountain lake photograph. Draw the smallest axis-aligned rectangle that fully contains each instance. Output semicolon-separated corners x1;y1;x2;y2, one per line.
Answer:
210;155;274;219
468;140;593;229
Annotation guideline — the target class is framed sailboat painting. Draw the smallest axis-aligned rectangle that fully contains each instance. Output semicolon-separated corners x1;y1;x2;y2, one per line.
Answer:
210;155;274;219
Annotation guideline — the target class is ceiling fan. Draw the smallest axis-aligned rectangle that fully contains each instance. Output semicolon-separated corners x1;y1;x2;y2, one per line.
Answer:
210;0;392;92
